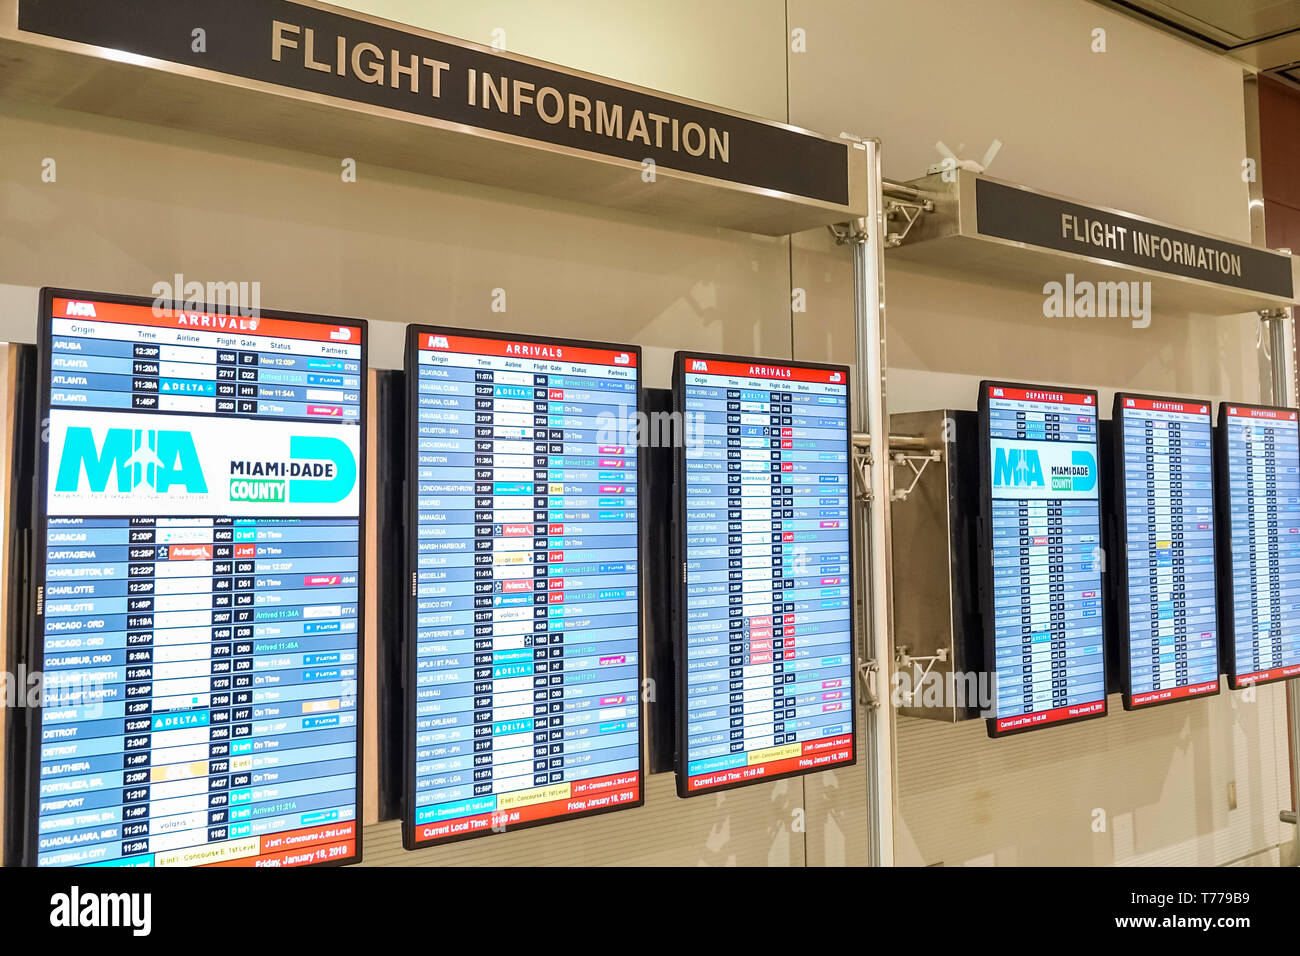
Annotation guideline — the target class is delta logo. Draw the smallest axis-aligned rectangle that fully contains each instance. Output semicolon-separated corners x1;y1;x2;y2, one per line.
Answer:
993;447;1096;492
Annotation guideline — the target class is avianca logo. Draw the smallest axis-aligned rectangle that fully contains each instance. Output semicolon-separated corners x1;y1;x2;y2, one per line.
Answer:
55;428;207;495
65;302;97;317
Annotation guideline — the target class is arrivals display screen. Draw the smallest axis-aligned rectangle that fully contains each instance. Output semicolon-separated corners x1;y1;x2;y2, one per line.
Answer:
979;382;1106;737
1113;395;1219;709
674;353;854;796
1218;402;1300;688
405;327;643;848
28;289;365;867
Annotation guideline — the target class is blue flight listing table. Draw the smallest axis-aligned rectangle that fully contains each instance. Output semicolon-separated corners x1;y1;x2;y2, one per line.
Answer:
981;383;1106;736
30;292;365;867
1220;403;1300;688
406;329;642;847
675;354;854;795
1114;395;1219;708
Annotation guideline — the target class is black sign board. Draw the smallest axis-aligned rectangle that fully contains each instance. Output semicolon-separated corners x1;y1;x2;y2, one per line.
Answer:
975;178;1293;298
18;0;850;206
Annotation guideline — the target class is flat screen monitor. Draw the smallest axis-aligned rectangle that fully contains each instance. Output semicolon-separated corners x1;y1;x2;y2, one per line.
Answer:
404;327;643;848
28;289;366;867
674;352;854;796
1112;394;1219;709
1218;402;1300;688
979;381;1106;737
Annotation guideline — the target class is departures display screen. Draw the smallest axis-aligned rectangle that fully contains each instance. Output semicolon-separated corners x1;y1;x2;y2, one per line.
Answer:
29;290;365;868
675;353;854;796
406;328;642;848
1114;395;1219;709
981;382;1106;736
1220;403;1300;688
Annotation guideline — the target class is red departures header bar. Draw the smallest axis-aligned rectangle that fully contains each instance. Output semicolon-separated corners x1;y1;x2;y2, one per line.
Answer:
1121;397;1210;416
421;333;637;369
988;385;1094;406
1225;405;1298;421
51;297;361;345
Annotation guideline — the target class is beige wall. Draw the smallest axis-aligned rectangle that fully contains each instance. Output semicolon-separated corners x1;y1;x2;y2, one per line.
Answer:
0;0;1291;867
787;0;1291;866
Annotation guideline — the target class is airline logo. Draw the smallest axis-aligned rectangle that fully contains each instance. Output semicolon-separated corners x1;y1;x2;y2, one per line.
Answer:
55;427;207;495
992;442;1096;495
64;302;97;317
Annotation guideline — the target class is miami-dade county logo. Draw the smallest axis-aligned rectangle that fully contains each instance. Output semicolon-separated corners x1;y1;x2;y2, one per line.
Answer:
55;428;206;495
993;446;1096;492
55;427;356;505
228;436;355;504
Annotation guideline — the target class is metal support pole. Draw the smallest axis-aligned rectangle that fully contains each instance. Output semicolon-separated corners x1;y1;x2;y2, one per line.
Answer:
1260;307;1300;855
841;140;896;866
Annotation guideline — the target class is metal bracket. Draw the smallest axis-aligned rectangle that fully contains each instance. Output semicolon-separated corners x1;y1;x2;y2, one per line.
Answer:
889;448;942;502
857;658;881;710
884;198;930;247
894;645;949;707
827;218;869;247
851;432;874;503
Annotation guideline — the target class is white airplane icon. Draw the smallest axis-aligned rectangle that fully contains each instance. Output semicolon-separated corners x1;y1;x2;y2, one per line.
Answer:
124;443;164;487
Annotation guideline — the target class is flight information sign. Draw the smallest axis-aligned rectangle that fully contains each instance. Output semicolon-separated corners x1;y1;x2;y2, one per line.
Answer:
674;353;854;796
1113;395;1219;709
28;289;365;868
1219;402;1300;688
405;327;643;848
980;382;1106;737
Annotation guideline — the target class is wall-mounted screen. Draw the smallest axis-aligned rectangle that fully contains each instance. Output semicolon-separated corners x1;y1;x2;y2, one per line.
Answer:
979;382;1106;737
1218;402;1300;689
1112;394;1219;709
28;289;365;867
673;353;854;796
404;327;643;848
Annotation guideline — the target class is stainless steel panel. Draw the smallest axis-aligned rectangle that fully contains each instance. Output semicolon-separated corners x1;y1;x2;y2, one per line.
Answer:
889;410;981;723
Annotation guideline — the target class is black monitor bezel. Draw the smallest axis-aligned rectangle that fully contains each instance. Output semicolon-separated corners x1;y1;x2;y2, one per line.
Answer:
671;349;857;798
1111;392;1222;711
402;323;646;850
26;286;368;869
978;379;1109;738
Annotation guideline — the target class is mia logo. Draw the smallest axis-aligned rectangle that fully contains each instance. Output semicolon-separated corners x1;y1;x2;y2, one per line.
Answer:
55;428;207;495
993;447;1096;492
993;447;1044;488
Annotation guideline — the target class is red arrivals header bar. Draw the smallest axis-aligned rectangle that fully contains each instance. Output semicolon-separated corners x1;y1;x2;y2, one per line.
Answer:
685;357;846;385
52;298;361;345
1225;405;1298;421
1121;397;1210;416
988;385;1095;407
421;333;636;369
